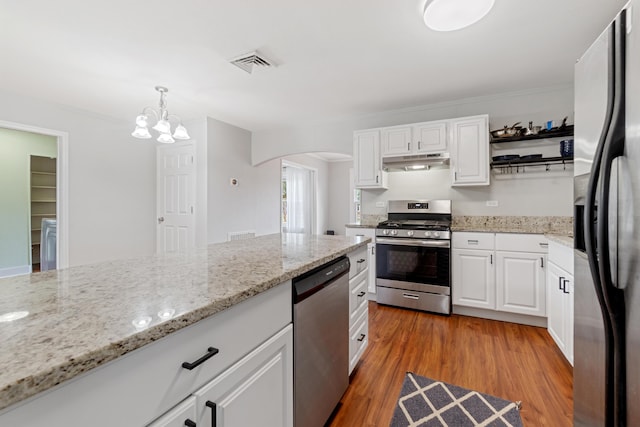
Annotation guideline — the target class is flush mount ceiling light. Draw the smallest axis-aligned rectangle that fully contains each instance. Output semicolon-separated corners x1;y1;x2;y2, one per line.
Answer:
131;86;190;143
423;0;495;31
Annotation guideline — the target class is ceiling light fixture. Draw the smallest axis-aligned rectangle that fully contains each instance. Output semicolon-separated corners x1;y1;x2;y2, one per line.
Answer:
423;0;495;32
131;86;190;143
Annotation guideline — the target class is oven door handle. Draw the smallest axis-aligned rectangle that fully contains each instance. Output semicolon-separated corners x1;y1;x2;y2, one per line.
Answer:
375;237;450;248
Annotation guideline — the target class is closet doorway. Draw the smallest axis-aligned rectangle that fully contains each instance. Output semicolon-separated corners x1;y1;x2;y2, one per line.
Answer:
281;161;317;235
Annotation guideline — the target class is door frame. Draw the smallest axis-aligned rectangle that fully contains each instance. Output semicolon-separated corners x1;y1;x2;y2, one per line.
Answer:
156;141;197;253
0;120;69;270
281;160;317;234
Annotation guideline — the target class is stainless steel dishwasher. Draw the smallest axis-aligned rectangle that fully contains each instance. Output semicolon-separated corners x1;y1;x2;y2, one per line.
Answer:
293;255;350;427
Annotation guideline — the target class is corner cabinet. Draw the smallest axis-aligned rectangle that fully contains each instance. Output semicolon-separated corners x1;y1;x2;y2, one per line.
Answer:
354;130;388;189
450;115;490;186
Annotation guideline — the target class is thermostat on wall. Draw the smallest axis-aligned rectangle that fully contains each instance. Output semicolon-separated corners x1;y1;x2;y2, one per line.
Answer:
230;178;239;186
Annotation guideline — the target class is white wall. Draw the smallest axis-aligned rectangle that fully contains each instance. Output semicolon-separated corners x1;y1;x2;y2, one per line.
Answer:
327;160;353;234
0;128;57;270
252;86;575;217
0;90;156;267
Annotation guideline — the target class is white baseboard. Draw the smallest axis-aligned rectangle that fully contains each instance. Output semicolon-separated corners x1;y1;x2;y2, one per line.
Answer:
452;305;547;328
0;265;31;278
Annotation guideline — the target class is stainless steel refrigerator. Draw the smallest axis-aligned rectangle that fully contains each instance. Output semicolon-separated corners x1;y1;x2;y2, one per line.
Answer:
574;1;639;425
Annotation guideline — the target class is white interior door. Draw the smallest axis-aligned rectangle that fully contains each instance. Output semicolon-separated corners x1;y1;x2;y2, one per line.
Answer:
157;143;196;253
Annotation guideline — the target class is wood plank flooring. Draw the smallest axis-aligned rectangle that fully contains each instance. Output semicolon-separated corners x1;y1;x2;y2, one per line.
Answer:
328;302;573;427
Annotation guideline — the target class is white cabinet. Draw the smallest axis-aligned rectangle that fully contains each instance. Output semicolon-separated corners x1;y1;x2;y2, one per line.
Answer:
346;242;371;373
147;397;197;427
450;114;490;186
354;130;388;189
193;326;293;427
345;227;377;295
452;232;547;319
546;240;574;365
381;121;448;157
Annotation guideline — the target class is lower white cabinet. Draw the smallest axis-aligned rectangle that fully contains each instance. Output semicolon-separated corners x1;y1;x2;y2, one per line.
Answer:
345;227;377;294
546;241;574;365
148;397;197;427
346;242;371;374
193;325;293;427
452;232;547;319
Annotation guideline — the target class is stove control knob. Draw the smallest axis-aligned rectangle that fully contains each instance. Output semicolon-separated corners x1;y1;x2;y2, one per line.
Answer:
424;231;432;237
391;230;398;236
433;231;440;238
407;230;414;237
383;229;389;235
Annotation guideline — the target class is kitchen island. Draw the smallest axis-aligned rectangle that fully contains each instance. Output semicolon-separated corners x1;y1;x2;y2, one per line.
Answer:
0;233;369;426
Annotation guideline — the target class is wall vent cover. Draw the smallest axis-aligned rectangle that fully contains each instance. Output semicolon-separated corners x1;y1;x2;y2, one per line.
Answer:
229;51;274;74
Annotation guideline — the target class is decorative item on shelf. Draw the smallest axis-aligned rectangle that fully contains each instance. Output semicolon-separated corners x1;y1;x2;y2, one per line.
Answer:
490;122;524;139
131;86;190;143
560;139;574;157
525;121;542;135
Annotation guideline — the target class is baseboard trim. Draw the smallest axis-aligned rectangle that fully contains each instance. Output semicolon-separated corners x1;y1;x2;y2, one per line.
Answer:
453;305;547;328
0;265;31;278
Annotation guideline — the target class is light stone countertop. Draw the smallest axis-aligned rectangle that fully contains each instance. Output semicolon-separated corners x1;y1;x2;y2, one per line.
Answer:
0;233;369;412
452;215;573;236
545;234;574;248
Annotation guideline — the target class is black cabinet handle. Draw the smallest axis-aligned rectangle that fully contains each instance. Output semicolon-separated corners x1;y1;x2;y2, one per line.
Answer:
562;279;570;294
376;175;379;183
540;257;544;268
184;420;196;427
357;258;366;264
418;141;421;150
490;254;493;265
357;291;366;297
181;347;219;370
357;333;366;342
559;276;565;290
206;401;217;427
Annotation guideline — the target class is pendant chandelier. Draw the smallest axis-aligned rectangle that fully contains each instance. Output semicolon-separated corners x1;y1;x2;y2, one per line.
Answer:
131;86;190;143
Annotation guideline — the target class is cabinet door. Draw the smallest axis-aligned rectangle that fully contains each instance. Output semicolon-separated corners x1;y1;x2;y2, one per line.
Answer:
414;121;447;153
450;115;489;186
452;249;495;309
547;262;568;354
381;126;412;157
194;325;293;427
565;273;574;366
496;251;546;316
368;243;376;294
147;397;197;427
354;130;387;188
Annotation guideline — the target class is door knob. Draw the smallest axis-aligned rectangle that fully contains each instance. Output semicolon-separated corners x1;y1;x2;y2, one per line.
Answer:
157;217;165;224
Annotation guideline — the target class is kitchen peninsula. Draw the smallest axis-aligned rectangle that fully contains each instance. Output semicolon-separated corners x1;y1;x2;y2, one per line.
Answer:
0;233;369;426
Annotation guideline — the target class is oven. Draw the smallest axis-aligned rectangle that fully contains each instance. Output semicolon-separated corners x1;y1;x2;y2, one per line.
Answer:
374;199;452;314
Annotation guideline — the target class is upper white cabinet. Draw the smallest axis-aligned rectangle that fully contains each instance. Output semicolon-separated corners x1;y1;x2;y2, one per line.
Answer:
354;130;388;189
381;121;448;157
450;114;490;186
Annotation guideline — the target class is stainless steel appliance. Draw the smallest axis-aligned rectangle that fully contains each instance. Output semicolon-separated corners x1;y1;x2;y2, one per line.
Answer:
293;256;350;427
574;3;639;425
376;200;451;314
40;218;56;271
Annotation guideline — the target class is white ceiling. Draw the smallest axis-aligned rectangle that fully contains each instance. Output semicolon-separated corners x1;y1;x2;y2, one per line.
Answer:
0;0;626;132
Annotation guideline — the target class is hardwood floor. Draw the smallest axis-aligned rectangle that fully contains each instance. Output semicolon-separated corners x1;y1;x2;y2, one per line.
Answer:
328;302;573;426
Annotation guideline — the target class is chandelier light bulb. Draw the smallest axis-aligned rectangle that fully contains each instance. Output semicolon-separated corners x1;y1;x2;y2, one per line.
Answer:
157;133;175;144
173;124;190;140
423;0;495;32
152;119;171;134
135;114;148;127
131;126;152;139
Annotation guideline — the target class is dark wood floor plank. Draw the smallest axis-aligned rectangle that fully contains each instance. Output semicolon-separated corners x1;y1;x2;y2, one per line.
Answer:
328;302;573;427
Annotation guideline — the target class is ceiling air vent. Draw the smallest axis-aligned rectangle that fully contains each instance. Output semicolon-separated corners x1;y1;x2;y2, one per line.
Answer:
229;51;274;74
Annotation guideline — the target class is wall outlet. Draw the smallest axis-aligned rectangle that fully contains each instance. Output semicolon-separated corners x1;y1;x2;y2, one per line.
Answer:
375;201;386;208
486;200;499;207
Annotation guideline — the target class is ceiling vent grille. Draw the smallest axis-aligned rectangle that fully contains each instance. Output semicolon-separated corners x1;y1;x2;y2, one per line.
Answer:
229;51;274;74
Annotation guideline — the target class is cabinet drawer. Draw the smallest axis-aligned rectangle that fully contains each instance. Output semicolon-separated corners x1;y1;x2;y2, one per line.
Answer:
452;232;495;250
345;227;376;239
0;282;292;427
549;241;573;274
495;233;548;253
350;275;368;325
349;310;368;374
348;246;368;279
147;396;197;427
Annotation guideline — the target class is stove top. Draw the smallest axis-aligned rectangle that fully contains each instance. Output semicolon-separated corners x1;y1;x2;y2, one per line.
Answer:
377;219;451;231
375;199;452;240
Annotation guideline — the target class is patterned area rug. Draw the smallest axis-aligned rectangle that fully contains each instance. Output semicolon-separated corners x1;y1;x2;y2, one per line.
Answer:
390;372;523;427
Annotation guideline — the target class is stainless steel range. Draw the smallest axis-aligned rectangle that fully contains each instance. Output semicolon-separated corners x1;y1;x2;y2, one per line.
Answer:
376;200;451;314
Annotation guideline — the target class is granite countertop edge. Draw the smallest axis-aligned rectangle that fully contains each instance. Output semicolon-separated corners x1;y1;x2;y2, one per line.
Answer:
544;234;574;248
0;234;370;412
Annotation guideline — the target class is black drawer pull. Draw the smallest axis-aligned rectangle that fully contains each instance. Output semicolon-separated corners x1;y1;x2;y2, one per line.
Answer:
357;258;366;264
559;276;565;290
184;420;196;427
181;347;219;370
357;291;366;297
357;333;366;342
206;401;217;427
562;279;570;294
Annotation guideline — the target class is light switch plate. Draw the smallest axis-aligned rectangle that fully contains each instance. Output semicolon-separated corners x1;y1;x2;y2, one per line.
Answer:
486;200;499;207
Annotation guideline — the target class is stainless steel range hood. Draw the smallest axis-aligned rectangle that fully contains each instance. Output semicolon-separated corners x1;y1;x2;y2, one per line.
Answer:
382;153;450;172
